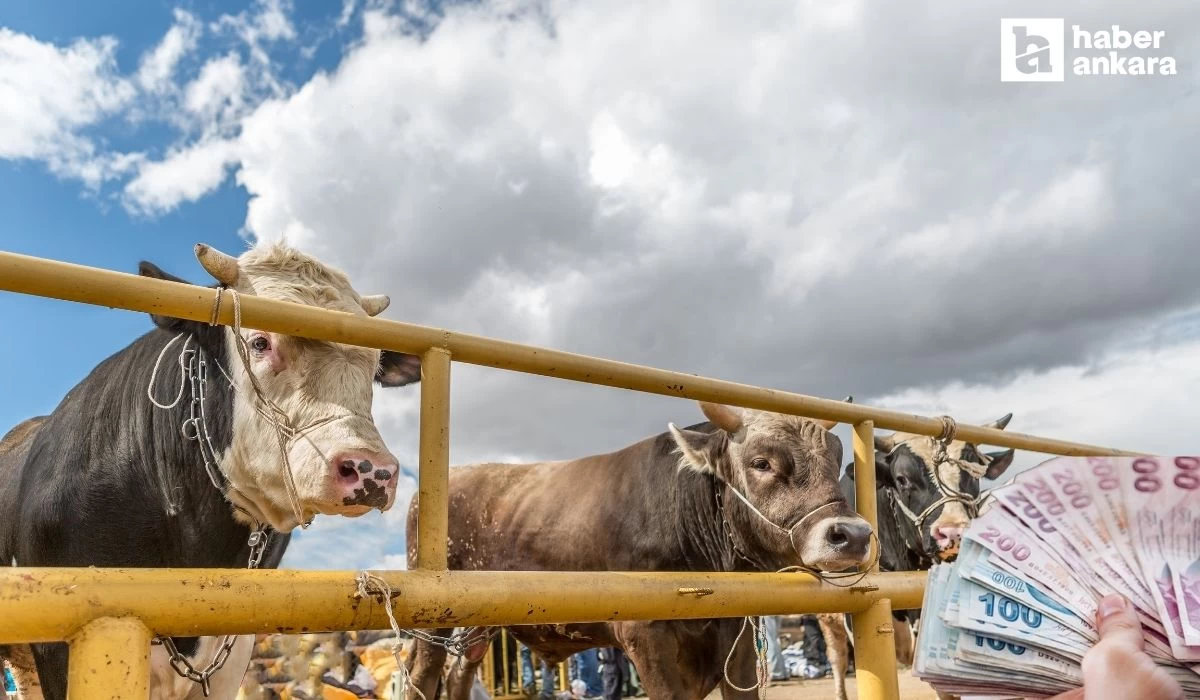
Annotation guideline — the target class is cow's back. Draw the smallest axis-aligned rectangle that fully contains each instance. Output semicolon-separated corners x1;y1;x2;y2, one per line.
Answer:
409;430;683;573
0;416;48;564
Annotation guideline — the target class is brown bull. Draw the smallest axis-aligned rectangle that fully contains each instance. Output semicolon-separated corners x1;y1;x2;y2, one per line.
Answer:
404;401;874;700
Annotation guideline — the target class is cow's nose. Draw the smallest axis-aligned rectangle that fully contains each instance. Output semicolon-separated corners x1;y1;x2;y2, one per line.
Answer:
933;524;965;551
331;451;399;509
825;518;872;554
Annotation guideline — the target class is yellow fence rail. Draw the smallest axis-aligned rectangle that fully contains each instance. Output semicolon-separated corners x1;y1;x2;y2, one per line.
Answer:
0;250;1139;700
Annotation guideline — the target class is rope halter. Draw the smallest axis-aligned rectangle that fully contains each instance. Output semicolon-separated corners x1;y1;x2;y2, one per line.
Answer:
720;482;879;588
887;415;991;530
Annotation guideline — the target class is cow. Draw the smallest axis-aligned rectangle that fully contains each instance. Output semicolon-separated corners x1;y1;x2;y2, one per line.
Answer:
0;242;425;700
403;400;875;700
814;415;1017;700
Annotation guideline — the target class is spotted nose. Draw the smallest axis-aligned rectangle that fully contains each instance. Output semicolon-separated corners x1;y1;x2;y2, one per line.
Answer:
932;523;965;560
331;451;399;510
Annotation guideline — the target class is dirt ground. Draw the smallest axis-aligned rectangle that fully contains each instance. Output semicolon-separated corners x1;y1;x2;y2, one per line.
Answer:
703;669;940;699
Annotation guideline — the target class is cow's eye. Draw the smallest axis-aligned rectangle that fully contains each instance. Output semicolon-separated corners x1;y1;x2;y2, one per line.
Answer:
895;475;911;489
250;336;271;354
750;458;771;471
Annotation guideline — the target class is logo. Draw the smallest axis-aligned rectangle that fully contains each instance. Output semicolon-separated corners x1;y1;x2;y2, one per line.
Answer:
1000;19;1177;81
1000;18;1065;82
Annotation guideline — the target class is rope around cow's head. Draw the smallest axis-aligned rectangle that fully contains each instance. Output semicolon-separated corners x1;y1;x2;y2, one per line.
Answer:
884;415;993;534
719;482;881;588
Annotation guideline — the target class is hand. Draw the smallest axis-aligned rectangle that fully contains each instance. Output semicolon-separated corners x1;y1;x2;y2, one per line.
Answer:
1050;594;1183;700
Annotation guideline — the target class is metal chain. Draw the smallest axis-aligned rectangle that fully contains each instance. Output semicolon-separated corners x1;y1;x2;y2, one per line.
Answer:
352;573;500;700
151;526;271;697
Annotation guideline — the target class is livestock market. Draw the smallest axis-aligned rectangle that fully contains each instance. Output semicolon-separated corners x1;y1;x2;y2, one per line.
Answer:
0;2;1194;700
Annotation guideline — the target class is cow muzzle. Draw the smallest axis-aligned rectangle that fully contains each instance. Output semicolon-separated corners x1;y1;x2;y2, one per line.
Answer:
329;450;401;514
799;514;873;572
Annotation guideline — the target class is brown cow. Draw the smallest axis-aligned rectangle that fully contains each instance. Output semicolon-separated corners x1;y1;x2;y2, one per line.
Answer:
404;401;874;700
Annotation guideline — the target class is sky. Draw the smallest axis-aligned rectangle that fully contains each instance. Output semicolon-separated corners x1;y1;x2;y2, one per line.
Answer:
1;0;1198;571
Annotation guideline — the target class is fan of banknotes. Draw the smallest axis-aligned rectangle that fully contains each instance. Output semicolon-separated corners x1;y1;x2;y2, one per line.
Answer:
914;455;1200;698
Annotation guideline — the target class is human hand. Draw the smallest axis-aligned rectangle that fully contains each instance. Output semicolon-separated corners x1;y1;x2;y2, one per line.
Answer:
1050;594;1183;700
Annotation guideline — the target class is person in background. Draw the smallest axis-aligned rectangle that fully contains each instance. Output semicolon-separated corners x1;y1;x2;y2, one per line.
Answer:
520;643;557;699
762;616;789;682
571;649;604;697
597;647;628;700
3;662;16;698
799;615;830;678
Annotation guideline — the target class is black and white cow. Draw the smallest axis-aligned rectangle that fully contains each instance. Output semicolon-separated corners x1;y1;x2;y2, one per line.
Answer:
0;242;423;700
816;415;1017;700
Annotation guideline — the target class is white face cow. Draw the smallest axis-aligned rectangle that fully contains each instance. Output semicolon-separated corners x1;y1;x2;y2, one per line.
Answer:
190;242;421;531
669;401;873;572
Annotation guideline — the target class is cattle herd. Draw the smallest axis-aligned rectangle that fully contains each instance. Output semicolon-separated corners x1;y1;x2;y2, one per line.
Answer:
0;243;1018;700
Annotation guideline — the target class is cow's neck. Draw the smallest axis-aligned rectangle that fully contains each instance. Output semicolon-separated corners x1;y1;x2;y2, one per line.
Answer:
90;327;279;568
633;423;756;572
877;487;931;571
662;470;744;572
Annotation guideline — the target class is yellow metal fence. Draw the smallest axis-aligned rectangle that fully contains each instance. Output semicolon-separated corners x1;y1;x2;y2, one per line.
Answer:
0;250;1139;700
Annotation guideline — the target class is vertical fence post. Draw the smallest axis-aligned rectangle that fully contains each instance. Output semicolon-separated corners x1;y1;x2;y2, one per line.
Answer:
66;617;151;700
416;347;452;571
849;420;900;700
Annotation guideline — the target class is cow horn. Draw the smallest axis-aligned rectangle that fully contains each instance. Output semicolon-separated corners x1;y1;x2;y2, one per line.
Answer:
698;401;744;433
813;395;852;430
874;433;896;452
194;244;241;286
360;294;391;317
985;413;1013;431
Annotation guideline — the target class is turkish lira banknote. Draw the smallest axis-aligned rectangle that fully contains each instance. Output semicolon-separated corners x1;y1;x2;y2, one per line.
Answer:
913;455;1200;697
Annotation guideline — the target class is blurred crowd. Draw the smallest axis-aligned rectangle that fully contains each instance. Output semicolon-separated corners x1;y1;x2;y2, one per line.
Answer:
221;614;835;700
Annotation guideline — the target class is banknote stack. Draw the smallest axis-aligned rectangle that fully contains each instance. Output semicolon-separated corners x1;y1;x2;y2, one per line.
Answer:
913;455;1200;699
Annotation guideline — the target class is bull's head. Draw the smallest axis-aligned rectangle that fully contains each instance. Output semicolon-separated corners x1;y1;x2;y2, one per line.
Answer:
140;242;422;531
669;401;873;572
873;414;1016;561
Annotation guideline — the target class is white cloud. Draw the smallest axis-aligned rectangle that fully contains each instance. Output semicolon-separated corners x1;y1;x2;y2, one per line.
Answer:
214;0;296;73
338;0;358;29
136;9;202;93
0;28;134;186
872;335;1200;480
184;53;246;122
219;0;1199;479
122;138;239;215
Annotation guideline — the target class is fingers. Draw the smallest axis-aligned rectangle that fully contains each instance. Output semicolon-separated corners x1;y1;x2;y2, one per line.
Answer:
1094;594;1145;652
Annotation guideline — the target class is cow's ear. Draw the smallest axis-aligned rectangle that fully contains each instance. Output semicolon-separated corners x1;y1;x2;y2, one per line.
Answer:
984;449;1015;480
376;351;422;387
668;423;727;476
875;450;897;488
138;261;207;333
844;452;895;488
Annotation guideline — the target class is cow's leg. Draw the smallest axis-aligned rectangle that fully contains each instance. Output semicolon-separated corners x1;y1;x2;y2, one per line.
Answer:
893;618;914;668
406;632;451;700
614;622;693;700
4;644;44;700
443;629;491;700
817;614;850;700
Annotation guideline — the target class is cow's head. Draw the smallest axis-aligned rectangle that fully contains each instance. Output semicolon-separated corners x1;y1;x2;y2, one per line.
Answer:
669;401;873;572
140;242;422;531
872;414;1016;561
